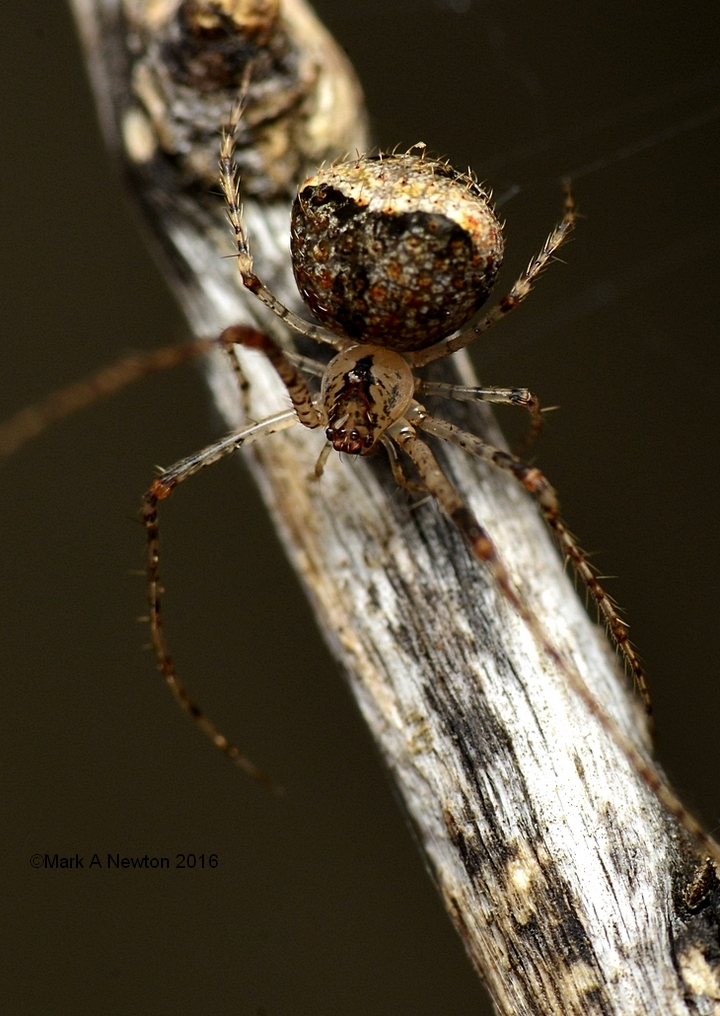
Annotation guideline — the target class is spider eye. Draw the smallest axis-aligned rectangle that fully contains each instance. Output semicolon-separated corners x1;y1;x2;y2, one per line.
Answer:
290;153;504;352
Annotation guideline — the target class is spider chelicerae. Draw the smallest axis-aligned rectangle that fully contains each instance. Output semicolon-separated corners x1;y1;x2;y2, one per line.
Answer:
137;117;651;783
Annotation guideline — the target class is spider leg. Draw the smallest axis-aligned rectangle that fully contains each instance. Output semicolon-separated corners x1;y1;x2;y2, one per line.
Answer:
0;336;219;458
417;380;543;452
387;417;608;714
284;349;327;378
311;441;332;480
388;417;720;861
381;435;428;493
219;327;253;421
219;112;347;353
142;407;299;787
387;418;534;619
407;184;577;369
221;325;325;431
415;408;652;716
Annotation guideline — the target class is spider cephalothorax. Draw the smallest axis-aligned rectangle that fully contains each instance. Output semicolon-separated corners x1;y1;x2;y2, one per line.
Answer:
319;344;414;454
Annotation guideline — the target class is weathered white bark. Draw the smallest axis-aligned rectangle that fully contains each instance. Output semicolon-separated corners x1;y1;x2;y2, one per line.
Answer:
69;1;720;1012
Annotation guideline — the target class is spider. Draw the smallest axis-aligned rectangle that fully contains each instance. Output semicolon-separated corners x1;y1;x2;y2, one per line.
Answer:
3;111;717;861
137;117;652;784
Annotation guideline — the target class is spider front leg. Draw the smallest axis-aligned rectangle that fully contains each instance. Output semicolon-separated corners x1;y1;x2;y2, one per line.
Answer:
141;323;331;778
388;414;720;861
414;408;652;715
220;325;325;431
388;418;599;695
142;380;300;785
219;113;346;354
224;324;339;484
385;414;608;726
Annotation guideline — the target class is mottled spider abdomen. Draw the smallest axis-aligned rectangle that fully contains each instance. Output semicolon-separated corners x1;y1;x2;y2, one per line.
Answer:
290;153;504;352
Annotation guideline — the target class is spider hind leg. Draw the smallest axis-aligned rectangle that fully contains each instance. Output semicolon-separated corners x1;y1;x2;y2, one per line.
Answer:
414;408;652;716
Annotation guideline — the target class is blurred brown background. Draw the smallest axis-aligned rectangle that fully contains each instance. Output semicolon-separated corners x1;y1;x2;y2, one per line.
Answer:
1;2;719;1013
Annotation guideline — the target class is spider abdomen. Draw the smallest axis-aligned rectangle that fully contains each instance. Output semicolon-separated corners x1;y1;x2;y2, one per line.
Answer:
290;154;504;352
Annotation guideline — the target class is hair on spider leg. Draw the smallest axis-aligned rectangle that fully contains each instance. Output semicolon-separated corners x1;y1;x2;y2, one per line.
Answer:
416;378;544;453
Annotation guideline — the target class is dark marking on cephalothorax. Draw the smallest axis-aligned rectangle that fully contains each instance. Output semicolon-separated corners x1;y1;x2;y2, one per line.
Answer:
344;354;376;386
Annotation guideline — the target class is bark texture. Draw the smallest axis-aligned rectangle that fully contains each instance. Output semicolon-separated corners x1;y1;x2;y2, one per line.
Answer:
69;1;720;1012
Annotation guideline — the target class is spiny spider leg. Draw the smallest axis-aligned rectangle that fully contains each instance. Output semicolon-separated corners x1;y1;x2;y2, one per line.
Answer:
219;326;254;421
141;321;329;781
380;436;428;493
418;379;543;452
387;414;720;863
142;403;299;788
387;419;533;613
221;325;323;430
284;349;327;379
0;337;220;458
413;407;651;715
219;110;347;354
407;184;577;369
